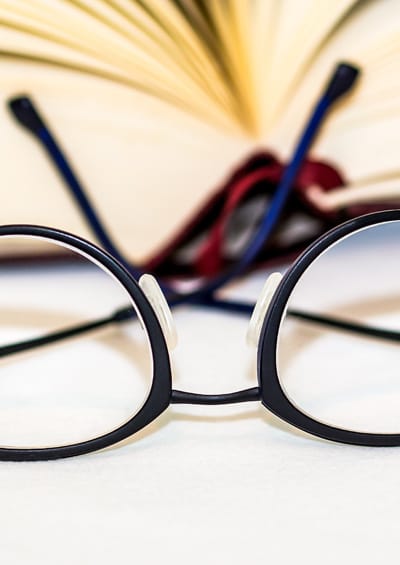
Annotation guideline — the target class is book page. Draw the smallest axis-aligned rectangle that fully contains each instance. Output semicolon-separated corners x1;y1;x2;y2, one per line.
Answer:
268;0;400;184
0;0;399;260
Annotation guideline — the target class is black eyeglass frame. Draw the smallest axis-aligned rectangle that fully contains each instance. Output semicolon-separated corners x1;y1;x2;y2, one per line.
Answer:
259;208;400;448
0;224;173;462
0;210;399;461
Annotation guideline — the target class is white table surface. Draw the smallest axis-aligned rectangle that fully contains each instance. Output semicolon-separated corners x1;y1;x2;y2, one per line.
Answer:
0;261;399;565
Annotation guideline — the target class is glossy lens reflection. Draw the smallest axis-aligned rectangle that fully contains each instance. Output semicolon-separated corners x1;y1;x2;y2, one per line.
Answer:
0;235;153;448
277;221;400;434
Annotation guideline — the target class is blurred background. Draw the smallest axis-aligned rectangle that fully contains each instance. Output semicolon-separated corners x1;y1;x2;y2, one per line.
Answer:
0;0;399;280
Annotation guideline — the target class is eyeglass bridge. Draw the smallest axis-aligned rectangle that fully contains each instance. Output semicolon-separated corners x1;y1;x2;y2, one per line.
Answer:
170;387;261;405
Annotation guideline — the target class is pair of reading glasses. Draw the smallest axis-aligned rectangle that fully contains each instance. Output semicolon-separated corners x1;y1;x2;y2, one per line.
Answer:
2;62;398;460
0;210;399;461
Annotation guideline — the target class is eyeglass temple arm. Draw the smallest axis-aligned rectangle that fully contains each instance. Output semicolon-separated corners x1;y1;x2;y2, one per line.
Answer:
0;303;398;360
7;96;137;276
237;64;359;269
0;306;134;359
288;309;400;341
199;297;400;342
194;62;360;299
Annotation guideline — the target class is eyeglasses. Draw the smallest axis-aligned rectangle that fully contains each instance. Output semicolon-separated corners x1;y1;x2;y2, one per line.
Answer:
0;209;399;461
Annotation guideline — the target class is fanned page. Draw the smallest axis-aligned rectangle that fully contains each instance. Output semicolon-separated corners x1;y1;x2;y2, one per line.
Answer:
269;0;400;185
0;0;398;261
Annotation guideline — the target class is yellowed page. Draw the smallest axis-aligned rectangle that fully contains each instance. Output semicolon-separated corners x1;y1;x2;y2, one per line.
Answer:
269;0;400;185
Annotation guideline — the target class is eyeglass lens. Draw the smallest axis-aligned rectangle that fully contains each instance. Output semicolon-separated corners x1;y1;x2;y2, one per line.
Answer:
277;220;400;434
0;235;153;448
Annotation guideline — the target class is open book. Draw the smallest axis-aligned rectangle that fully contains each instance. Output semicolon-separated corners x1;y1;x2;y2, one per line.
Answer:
0;0;399;263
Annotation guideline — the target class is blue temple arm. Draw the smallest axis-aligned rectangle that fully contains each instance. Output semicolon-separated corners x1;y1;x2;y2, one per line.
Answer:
7;96;138;276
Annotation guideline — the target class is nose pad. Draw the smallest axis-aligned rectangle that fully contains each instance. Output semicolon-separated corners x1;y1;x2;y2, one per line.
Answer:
139;274;178;350
246;272;283;347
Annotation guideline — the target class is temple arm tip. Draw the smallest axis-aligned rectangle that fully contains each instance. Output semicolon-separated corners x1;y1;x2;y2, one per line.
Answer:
325;62;361;104
7;95;45;134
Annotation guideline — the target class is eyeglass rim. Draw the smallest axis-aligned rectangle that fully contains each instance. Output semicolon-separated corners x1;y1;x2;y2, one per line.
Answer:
258;208;400;447
0;224;172;461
